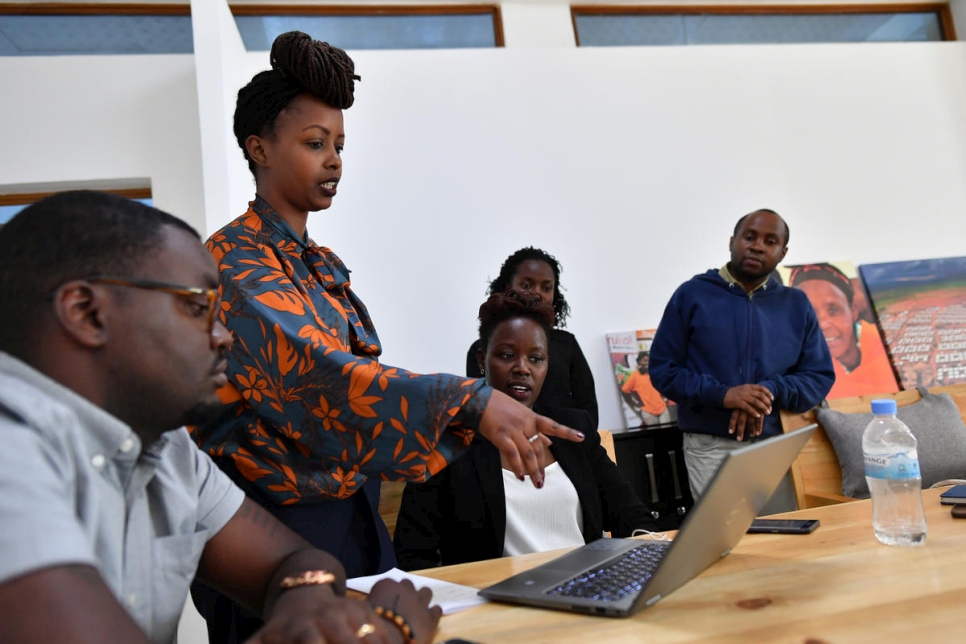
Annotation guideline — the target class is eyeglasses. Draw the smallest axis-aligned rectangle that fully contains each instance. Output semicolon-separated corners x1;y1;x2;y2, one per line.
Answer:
86;276;221;334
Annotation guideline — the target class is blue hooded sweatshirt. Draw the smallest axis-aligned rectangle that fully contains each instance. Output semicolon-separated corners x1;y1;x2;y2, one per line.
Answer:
649;269;834;439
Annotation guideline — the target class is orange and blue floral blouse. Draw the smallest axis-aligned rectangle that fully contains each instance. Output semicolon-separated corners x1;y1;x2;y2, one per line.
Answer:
190;197;490;505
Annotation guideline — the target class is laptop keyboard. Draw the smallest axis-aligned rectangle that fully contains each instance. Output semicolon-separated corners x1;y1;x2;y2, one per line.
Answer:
546;542;671;602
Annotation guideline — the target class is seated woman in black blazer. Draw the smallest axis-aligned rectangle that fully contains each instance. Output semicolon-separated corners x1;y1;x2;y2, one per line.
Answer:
394;290;657;571
465;247;599;427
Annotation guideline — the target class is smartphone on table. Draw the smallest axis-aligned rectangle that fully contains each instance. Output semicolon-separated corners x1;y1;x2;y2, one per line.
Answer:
747;518;820;534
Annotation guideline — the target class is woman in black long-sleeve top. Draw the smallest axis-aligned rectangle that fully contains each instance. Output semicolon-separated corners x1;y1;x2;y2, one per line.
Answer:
465;247;598;427
397;291;655;571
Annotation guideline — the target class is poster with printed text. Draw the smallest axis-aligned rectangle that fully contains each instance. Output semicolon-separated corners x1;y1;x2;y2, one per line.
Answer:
606;329;677;431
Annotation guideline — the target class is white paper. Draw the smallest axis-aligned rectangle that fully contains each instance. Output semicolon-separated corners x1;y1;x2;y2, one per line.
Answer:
346;567;487;615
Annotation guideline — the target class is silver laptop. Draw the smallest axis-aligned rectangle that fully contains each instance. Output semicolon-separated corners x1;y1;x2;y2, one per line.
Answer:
478;425;817;617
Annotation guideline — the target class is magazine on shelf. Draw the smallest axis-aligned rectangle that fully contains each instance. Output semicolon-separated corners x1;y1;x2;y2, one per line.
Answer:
606;329;676;431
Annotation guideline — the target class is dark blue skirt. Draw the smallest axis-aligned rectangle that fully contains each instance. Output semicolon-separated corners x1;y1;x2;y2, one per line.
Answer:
191;477;396;643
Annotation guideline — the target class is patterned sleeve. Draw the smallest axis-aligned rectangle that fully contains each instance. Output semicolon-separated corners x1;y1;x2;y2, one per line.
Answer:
202;223;490;503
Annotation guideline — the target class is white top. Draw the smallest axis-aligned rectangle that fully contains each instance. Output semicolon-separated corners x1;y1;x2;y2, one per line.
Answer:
502;461;585;557
0;352;245;644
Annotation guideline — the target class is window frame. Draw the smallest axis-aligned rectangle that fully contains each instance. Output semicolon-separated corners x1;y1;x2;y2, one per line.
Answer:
0;188;152;207
0;187;153;226
0;3;190;17
229;3;505;48
570;3;957;45
0;3;193;57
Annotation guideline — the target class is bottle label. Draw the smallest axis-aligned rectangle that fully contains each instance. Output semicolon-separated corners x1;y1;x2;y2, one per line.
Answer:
864;452;921;480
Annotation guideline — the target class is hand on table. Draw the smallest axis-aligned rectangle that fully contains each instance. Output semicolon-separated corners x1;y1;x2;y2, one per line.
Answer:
478;390;585;488
368;578;441;644
244;579;439;644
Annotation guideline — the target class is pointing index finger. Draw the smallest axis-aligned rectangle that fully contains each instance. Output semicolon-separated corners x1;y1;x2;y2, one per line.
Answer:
534;416;585;442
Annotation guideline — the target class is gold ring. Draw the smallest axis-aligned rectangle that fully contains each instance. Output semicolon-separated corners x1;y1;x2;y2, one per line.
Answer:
355;623;376;638
527;434;540;443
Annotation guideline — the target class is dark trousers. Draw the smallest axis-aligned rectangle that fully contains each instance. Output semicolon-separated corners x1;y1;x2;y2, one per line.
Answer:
191;478;396;643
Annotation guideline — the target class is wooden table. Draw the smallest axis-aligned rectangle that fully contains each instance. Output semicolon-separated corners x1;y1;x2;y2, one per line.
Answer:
420;489;965;643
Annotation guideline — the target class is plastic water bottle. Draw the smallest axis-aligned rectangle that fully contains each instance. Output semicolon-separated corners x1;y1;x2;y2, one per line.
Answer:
862;399;927;546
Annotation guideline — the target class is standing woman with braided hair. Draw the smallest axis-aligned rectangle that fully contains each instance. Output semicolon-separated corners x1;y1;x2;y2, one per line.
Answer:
189;32;582;643
466;247;599;426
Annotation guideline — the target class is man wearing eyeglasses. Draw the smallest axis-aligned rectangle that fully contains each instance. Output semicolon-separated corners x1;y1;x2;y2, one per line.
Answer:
0;191;440;643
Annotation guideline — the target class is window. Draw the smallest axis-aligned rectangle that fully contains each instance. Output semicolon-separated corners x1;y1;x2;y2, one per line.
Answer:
231;4;504;50
0;188;153;227
571;4;955;47
0;3;192;56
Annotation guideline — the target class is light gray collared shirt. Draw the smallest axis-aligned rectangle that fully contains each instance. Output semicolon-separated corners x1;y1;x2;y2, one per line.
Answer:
0;352;245;644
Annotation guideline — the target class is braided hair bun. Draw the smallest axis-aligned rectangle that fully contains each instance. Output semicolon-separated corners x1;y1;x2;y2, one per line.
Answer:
270;31;359;109
234;31;360;174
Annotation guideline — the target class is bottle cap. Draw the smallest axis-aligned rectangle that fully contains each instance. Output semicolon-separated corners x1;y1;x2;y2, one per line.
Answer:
871;399;898;415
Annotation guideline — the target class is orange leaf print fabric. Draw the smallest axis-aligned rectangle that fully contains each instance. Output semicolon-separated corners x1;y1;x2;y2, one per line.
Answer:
188;198;491;505
253;290;306;317
273;323;297;377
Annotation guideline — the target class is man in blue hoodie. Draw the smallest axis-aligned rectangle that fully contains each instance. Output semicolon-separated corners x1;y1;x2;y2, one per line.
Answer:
649;209;834;497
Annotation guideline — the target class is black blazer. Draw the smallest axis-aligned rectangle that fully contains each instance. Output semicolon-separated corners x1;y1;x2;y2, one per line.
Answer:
466;328;599;427
393;406;656;571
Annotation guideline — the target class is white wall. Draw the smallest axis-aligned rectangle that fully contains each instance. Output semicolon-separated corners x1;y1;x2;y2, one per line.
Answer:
3;7;966;438
0;55;205;232
950;0;966;36
210;42;966;434
190;0;254;234
501;2;576;47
